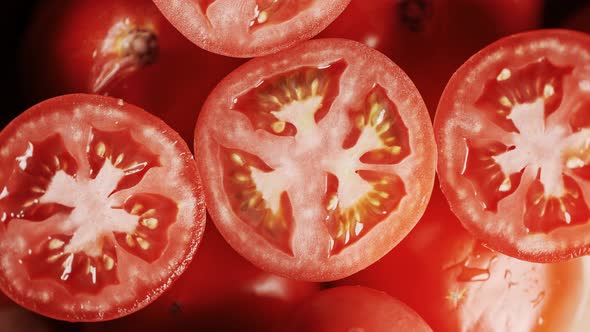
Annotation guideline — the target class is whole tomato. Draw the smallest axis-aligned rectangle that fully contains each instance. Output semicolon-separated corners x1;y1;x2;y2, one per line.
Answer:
19;0;244;144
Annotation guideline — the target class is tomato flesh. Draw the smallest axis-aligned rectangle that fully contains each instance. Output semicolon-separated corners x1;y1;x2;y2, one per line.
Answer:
0;94;205;321
435;29;590;261
196;39;435;281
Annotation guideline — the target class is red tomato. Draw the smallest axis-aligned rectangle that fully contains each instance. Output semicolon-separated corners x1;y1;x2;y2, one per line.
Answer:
335;183;590;331
195;38;436;281
282;286;432;332
82;224;320;332
0;94;206;321
434;29;590;262
318;0;542;115
19;0;244;144
152;0;351;57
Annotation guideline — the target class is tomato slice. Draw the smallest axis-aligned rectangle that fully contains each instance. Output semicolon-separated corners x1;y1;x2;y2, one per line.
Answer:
282;286;432;332
195;39;436;281
0;94;206;321
435;29;590;262
152;0;351;57
334;183;590;331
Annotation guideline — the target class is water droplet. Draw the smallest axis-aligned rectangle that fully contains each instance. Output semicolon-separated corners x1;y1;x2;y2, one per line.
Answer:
504;269;518;288
538;317;544;326
457;267;490;282
531;291;546;308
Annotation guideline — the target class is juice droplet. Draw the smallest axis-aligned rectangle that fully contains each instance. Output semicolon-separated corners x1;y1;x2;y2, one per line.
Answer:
531;291;546;308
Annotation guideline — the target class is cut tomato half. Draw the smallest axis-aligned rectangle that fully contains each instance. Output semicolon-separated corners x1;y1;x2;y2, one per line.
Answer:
0;94;206;321
195;39;436;281
152;0;351;57
435;29;590;262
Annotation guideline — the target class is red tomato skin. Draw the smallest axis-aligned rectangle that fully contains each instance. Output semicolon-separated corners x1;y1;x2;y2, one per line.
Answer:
333;182;589;332
282;286;432;332
318;0;542;115
0;94;206;322
19;0;244;145
81;223;320;332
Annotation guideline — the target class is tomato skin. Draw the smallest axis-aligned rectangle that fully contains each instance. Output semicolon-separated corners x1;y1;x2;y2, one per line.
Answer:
19;0;244;144
82;223;320;332
195;38;436;282
0;94;206;322
281;286;432;332
152;0;352;58
317;0;542;115
333;182;589;331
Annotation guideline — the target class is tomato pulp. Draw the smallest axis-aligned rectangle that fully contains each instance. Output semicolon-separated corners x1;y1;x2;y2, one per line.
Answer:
0;94;206;321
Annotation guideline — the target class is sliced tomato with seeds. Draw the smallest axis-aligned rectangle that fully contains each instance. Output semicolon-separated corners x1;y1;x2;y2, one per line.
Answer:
152;0;351;57
0;94;205;321
435;29;590;262
195;39;436;281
